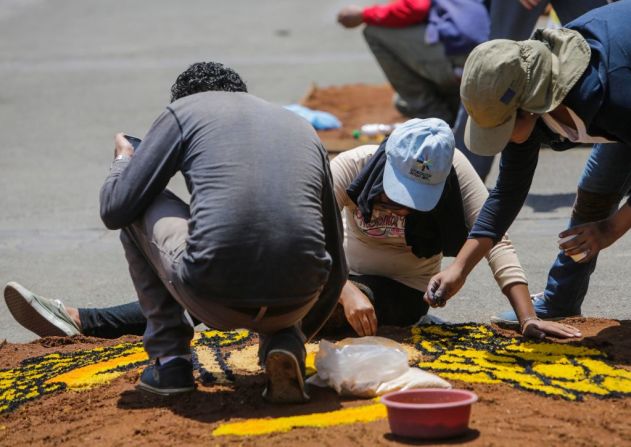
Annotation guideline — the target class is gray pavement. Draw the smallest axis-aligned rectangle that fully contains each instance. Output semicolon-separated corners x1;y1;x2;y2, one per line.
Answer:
1;0;629;343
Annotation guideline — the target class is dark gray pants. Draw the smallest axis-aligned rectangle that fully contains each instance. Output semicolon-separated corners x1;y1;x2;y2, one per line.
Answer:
363;23;466;125
120;190;317;358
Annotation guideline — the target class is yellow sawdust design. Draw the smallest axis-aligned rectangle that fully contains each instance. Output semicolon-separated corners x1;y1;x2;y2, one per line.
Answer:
413;324;631;401
0;329;250;413
212;402;386;436
3;322;630;440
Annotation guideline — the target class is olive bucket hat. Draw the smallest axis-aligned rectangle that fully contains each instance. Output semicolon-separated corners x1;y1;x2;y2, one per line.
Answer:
461;28;591;156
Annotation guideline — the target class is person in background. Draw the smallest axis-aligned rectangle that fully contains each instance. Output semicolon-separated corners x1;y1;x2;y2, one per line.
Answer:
5;119;581;342
337;0;489;126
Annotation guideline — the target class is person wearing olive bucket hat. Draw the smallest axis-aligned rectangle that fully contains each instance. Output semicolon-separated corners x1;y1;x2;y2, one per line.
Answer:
423;1;631;319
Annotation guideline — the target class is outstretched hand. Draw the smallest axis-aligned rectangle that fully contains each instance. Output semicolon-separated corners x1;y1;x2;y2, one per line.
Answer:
337;5;364;28
522;319;582;339
423;264;465;308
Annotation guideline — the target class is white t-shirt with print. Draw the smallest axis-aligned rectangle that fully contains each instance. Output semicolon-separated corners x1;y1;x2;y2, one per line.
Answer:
330;145;527;293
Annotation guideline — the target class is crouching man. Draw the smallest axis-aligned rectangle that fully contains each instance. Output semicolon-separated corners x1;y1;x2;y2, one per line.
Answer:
99;62;346;403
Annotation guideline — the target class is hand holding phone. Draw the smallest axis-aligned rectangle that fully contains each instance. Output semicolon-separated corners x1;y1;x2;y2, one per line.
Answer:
124;135;142;151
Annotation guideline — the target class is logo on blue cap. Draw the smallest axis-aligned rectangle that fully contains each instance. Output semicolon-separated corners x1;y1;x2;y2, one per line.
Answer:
409;156;432;180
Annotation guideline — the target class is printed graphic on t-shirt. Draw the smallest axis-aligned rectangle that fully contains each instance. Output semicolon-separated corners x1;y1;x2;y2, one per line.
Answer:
353;208;405;239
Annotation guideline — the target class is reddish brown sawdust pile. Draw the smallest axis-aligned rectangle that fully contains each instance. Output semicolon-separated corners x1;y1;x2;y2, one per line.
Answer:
1;318;631;446
301;83;407;152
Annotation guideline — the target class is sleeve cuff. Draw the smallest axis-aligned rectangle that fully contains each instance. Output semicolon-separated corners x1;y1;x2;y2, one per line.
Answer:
468;229;502;245
109;157;130;174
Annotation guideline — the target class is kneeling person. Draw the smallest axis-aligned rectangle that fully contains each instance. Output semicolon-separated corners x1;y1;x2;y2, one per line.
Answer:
329;118;579;338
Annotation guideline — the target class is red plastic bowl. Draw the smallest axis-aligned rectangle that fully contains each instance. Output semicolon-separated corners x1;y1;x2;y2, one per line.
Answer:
381;389;478;439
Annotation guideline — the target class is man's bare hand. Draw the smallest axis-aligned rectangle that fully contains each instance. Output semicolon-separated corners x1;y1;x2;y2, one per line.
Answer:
340;282;378;336
114;133;134;159
559;219;617;263
337;5;364;28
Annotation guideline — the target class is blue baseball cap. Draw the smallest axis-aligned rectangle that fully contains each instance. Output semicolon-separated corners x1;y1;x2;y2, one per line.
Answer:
382;118;455;212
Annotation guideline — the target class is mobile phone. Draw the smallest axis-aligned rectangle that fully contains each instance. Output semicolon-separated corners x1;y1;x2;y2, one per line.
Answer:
124;134;142;151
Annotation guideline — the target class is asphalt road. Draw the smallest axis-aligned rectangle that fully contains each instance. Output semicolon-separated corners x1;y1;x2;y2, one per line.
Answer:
1;0;629;343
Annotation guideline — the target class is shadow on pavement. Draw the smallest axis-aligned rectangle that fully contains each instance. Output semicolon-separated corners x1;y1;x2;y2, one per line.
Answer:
525;193;576;213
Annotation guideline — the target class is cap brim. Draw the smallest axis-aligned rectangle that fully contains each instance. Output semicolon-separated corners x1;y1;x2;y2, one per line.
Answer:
382;161;446;212
464;113;516;156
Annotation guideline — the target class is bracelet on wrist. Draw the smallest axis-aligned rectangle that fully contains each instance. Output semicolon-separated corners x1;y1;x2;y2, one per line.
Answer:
520;316;541;331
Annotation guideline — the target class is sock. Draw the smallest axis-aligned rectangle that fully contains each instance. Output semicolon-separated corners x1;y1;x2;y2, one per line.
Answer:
159;354;192;365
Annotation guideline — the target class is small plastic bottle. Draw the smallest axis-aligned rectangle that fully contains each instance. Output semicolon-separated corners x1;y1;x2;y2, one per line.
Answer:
352;123;398;143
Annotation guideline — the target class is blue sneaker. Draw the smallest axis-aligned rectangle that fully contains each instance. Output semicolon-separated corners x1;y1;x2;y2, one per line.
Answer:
136;357;196;396
490;292;581;325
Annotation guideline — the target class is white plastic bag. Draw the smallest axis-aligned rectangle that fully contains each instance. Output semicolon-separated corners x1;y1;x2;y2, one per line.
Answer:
374;368;451;395
307;336;450;398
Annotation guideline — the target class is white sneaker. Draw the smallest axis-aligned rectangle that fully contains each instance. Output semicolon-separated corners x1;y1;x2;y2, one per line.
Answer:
4;281;81;337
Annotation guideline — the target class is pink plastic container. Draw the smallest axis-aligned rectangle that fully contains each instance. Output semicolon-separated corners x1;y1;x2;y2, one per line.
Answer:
381;389;478;439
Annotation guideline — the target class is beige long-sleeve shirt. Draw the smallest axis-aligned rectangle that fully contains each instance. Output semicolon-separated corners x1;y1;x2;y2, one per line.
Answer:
331;145;527;293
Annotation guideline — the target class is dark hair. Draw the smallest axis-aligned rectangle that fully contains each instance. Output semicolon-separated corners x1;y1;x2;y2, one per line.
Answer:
170;62;248;102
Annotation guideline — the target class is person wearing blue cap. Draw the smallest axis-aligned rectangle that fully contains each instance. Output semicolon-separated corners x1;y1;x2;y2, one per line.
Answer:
5;119;580;340
330;117;579;338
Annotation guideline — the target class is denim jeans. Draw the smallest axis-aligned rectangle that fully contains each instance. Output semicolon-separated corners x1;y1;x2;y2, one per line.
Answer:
79;302;148;338
489;0;606;42
544;142;631;314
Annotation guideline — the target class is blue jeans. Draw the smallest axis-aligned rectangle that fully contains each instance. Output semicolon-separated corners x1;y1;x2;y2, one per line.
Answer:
544;142;631;314
489;0;606;42
79;302;148;338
